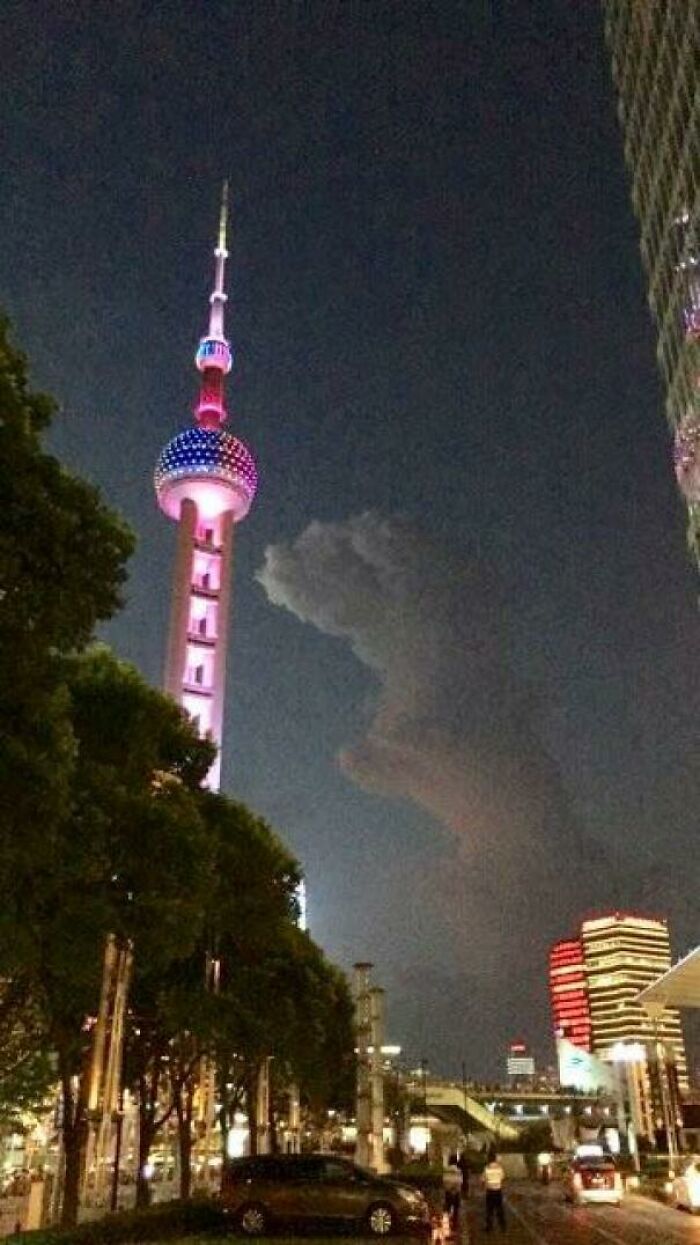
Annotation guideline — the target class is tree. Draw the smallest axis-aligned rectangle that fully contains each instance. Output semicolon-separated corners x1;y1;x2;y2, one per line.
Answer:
0;314;134;911
0;316;136;1221
194;798;354;1173
0;982;55;1129
0;645;214;1226
124;955;219;1208
213;927;355;1157
123;792;301;1202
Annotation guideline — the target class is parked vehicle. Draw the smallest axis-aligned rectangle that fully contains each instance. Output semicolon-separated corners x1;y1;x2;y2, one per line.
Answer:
672;1158;700;1213
220;1153;431;1236
564;1155;623;1207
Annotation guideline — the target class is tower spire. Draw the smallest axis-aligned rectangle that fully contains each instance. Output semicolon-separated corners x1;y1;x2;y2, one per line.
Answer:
194;183;233;427
209;180;229;341
218;179;229;252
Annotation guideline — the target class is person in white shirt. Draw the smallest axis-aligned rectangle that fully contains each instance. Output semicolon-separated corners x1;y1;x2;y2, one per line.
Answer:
482;1149;506;1233
442;1153;463;1227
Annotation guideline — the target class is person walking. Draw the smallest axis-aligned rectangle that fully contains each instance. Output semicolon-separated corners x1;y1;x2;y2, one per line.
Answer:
442;1153;463;1231
482;1149;506;1233
456;1151;470;1199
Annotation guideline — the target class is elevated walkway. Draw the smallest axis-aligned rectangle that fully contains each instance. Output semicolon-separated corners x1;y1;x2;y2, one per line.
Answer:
421;1083;520;1142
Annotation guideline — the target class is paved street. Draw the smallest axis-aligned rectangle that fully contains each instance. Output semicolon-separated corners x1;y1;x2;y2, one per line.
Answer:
460;1182;700;1244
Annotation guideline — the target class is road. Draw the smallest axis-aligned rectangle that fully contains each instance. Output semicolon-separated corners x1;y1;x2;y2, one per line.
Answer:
460;1181;700;1244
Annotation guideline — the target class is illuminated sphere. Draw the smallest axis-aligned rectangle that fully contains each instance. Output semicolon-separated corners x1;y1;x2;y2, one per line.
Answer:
673;413;700;504
195;336;232;374
154;426;257;522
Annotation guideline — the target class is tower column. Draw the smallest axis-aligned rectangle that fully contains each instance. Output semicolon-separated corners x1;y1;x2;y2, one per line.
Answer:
208;510;234;790
164;498;198;699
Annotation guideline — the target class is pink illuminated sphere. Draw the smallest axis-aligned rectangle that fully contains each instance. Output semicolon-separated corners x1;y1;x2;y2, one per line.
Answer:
154;426;257;521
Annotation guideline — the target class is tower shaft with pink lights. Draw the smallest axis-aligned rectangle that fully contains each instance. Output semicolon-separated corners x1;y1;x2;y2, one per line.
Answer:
155;185;257;788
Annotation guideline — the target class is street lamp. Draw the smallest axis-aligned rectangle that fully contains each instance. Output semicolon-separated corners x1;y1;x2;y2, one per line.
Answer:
610;1042;644;1173
643;1006;680;1173
420;1058;429;1119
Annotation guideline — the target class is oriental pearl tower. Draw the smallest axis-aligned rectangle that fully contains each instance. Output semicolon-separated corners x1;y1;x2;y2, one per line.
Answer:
155;184;257;788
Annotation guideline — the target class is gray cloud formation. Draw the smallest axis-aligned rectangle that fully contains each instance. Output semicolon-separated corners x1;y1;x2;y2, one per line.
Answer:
257;512;620;1053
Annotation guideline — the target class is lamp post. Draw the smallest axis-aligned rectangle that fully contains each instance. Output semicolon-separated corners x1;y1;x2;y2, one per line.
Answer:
644;1006;679;1172
610;1045;642;1173
420;1058;429;1124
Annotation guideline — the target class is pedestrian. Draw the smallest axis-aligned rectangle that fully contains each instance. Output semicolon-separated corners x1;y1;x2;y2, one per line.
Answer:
442;1152;463;1230
456;1151;470;1199
482;1148;506;1233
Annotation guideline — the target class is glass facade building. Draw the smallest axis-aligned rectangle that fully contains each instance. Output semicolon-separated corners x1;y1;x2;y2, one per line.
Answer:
602;4;700;546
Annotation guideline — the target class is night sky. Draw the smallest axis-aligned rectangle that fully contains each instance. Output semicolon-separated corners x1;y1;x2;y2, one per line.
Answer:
2;1;699;1079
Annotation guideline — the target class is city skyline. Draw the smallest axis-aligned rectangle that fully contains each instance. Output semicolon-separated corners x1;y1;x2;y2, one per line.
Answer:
1;1;699;1076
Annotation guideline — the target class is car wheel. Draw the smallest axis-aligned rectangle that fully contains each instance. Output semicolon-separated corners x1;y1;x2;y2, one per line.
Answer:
366;1201;396;1236
237;1202;268;1236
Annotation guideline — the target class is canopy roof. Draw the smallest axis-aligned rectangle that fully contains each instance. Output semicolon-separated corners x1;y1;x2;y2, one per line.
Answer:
637;945;700;1011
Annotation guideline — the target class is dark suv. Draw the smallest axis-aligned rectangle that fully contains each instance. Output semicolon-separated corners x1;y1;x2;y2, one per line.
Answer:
220;1153;430;1236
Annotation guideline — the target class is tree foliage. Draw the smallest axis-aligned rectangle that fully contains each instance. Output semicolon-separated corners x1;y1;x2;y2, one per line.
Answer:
0;315;355;1222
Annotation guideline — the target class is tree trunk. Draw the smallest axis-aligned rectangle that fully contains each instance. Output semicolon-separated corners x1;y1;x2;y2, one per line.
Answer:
269;1081;279;1154
176;1083;194;1202
60;1071;88;1229
136;1107;155;1209
246;1067;259;1157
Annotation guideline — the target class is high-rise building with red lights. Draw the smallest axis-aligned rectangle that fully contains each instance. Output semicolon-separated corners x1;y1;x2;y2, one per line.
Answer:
550;914;688;1091
549;939;592;1052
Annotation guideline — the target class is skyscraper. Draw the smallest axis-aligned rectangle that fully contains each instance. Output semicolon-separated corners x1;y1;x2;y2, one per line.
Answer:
551;913;688;1144
581;912;687;1085
549;938;592;1053
155;186;257;788
601;5;700;547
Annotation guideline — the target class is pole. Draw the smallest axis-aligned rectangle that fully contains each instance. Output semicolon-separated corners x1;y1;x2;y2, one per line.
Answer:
369;988;387;1173
110;1089;124;1214
353;964;373;1169
421;1057;428;1118
652;1020;678;1170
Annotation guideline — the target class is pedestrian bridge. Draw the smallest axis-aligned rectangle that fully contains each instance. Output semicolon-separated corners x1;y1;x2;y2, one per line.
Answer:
421;1083;520;1142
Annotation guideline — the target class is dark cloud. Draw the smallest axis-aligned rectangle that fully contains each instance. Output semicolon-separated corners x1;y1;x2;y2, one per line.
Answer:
258;512;623;1050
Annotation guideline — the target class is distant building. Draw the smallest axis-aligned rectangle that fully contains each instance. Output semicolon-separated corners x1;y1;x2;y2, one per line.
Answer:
601;4;700;552
506;1041;535;1085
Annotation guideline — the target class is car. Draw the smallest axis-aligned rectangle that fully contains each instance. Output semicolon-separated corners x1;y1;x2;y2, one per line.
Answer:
564;1155;624;1207
672;1159;700;1213
220;1153;431;1237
